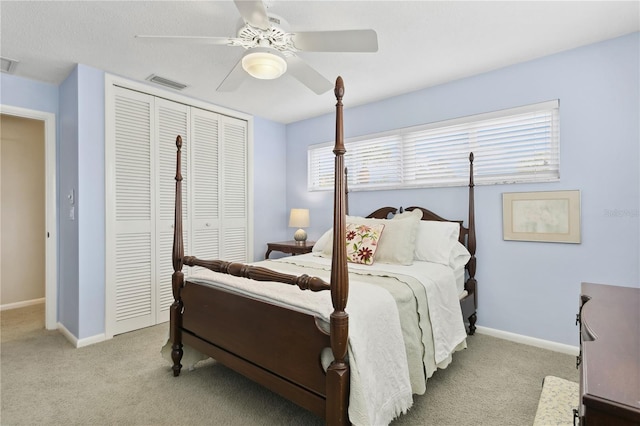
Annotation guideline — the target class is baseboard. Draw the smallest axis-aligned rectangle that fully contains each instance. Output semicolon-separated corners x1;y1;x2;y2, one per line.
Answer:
476;326;579;356
77;333;106;348
57;322;79;347
0;298;45;311
57;322;106;348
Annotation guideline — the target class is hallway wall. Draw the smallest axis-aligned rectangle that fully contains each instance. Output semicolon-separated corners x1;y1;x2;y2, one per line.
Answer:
1;114;45;306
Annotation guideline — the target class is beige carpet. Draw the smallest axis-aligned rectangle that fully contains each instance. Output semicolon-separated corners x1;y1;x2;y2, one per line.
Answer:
1;304;578;425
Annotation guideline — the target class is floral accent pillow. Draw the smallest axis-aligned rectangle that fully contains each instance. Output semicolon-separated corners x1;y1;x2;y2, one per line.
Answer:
345;222;385;265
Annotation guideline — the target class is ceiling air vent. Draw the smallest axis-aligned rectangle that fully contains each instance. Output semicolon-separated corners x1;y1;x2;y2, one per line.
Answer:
145;74;188;91
1;57;19;73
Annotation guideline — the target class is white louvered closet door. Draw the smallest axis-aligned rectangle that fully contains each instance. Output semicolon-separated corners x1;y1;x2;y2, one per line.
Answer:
220;116;249;262
190;108;220;273
107;82;250;337
155;99;189;324
109;87;156;335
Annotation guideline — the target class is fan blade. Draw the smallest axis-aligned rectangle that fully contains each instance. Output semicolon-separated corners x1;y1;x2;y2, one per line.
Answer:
216;57;247;92
135;35;233;45
291;29;378;52
234;0;270;30
285;55;333;95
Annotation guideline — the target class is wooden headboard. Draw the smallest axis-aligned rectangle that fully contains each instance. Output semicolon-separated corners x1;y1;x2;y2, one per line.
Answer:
367;206;468;245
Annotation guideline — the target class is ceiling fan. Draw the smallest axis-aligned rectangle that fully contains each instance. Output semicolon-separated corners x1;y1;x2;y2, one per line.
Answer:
136;0;378;94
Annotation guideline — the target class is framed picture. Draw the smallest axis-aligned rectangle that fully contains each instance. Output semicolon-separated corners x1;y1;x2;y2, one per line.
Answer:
502;190;581;243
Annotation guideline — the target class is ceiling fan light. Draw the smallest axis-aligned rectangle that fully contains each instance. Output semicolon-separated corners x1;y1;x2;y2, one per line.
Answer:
242;51;287;80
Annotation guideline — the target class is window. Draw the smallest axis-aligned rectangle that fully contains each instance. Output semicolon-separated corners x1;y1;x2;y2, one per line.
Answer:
308;100;559;191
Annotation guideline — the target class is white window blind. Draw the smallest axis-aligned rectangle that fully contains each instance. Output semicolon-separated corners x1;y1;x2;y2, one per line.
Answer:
308;100;559;191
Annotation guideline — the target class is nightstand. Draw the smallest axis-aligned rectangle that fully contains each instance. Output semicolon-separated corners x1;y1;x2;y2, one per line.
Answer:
265;241;315;259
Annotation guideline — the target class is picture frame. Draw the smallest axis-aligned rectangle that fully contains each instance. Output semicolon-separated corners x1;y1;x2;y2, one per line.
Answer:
502;190;581;243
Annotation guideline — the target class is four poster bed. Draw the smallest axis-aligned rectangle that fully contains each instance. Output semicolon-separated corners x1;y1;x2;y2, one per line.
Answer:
168;77;477;425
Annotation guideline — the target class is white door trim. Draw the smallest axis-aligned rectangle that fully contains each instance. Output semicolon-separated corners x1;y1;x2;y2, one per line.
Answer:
0;105;57;330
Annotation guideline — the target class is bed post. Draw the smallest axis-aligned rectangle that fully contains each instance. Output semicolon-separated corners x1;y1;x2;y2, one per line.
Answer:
170;135;185;376
326;76;350;426
466;152;477;334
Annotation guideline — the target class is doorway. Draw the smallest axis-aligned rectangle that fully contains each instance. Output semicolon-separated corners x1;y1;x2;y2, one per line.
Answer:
0;106;57;330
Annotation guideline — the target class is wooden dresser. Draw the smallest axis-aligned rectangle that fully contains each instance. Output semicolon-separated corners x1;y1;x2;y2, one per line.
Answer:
577;282;640;425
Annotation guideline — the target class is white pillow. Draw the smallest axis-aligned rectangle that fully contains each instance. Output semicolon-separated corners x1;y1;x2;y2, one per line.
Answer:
323;214;420;265
449;241;471;270
414;220;460;265
391;209;423;221
312;228;333;254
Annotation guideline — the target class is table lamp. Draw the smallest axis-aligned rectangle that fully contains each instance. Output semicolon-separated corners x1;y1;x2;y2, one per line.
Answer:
289;208;310;244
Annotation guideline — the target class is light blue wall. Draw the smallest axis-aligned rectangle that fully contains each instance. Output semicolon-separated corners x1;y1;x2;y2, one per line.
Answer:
55;64;106;339
286;32;640;346
252;117;289;260
58;68;80;336
77;65;106;338
0;74;58;113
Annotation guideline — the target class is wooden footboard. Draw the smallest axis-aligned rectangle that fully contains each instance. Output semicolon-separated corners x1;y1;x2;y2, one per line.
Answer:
181;280;331;417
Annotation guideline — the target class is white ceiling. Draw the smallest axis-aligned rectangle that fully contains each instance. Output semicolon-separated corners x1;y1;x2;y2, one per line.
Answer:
1;1;638;124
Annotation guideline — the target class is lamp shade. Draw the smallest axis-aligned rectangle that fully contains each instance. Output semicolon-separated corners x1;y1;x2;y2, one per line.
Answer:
242;49;287;80
289;208;309;243
288;209;310;228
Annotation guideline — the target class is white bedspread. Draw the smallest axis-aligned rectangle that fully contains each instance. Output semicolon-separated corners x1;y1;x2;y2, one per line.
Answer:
282;255;467;364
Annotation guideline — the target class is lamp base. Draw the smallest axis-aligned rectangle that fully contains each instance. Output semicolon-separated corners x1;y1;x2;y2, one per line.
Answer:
293;229;307;244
